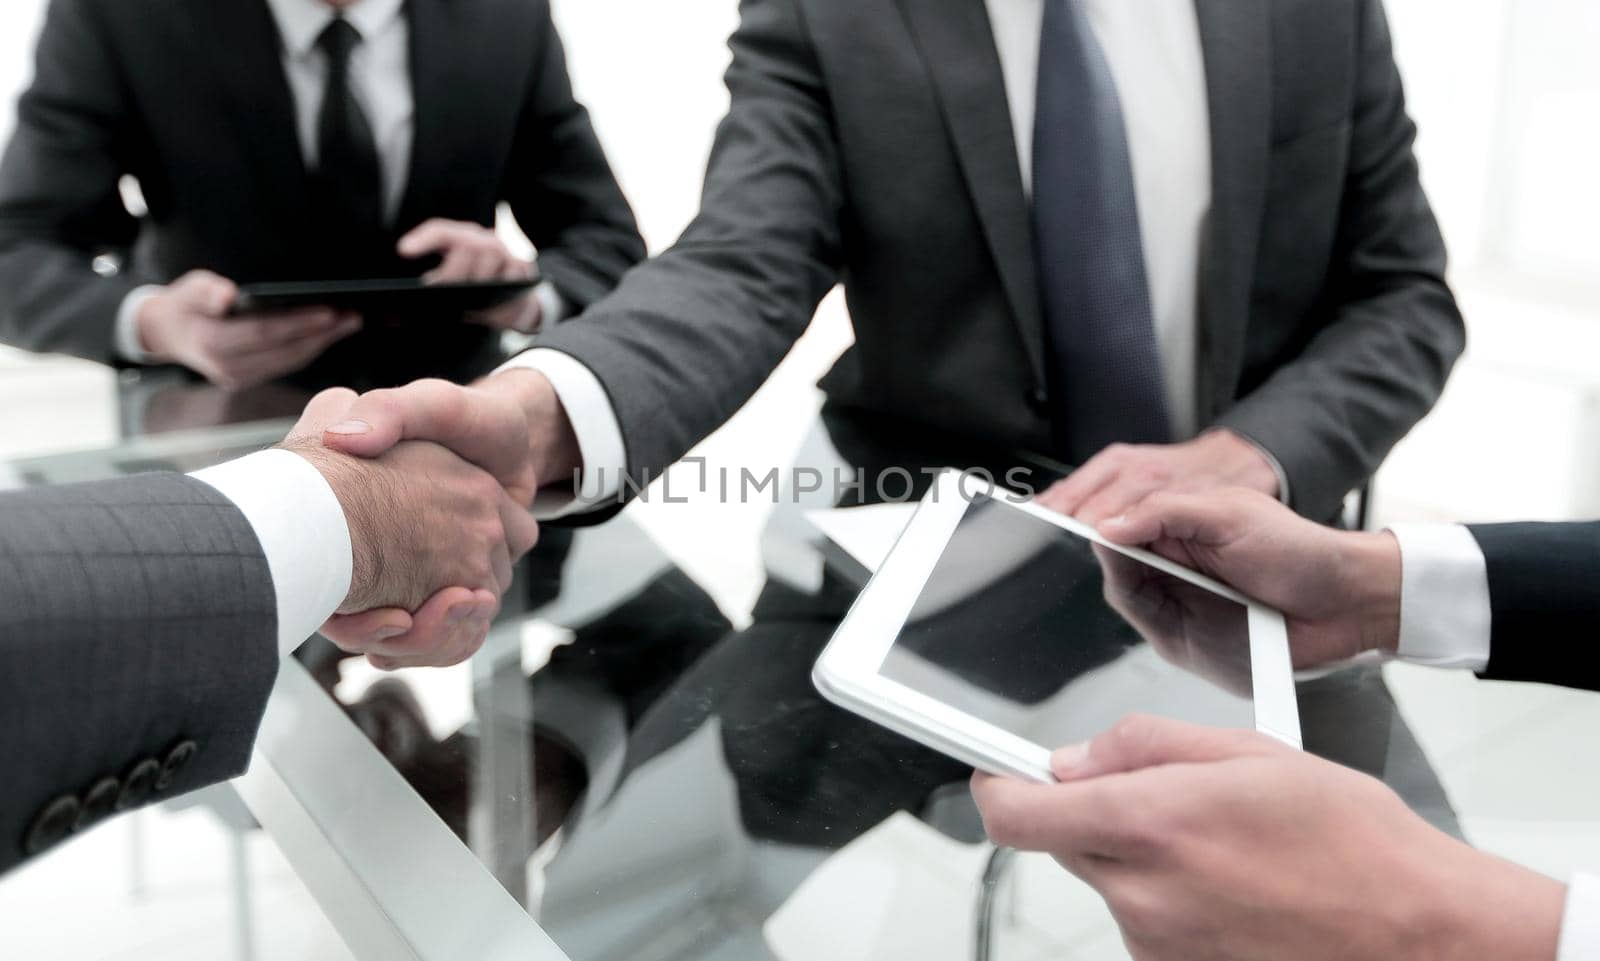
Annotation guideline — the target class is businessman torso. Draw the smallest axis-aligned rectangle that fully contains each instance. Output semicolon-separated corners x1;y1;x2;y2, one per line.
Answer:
546;0;1464;521
0;0;643;387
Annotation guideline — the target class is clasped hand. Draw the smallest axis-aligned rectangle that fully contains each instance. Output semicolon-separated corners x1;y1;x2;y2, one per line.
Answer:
283;383;540;669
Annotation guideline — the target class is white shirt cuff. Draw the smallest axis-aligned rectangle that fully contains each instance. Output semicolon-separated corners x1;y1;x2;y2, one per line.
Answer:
115;285;165;363
1559;874;1600;961
1388;523;1492;672
495;348;626;518
532;281;571;328
190;449;353;658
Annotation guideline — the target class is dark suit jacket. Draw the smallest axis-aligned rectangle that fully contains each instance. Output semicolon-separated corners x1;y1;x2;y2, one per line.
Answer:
534;0;1465;521
0;0;645;389
0;473;279;873
1472;522;1600;692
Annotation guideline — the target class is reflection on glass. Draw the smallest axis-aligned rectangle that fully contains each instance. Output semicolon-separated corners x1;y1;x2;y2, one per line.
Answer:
883;497;1255;750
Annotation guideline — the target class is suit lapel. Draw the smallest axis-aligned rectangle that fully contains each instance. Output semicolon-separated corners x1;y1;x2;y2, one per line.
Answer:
396;0;508;231
190;0;310;225
395;0;451;230
895;0;1047;387
1193;0;1272;422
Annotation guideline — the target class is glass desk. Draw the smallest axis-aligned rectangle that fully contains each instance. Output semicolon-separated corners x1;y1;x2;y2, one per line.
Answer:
3;369;1473;961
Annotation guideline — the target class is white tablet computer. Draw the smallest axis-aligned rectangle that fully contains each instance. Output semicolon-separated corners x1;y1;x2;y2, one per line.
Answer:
813;470;1301;783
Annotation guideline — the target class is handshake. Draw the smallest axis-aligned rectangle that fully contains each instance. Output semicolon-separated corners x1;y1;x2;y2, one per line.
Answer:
279;370;580;669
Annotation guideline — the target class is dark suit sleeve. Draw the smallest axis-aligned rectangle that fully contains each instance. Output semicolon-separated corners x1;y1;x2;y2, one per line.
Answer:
531;0;843;490
0;473;279;873
1467;522;1600;692
1214;0;1466;521
502;3;646;311
0;0;144;364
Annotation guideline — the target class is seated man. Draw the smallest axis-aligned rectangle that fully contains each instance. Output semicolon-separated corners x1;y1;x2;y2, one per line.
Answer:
0;387;537;873
972;489;1600;961
0;0;644;390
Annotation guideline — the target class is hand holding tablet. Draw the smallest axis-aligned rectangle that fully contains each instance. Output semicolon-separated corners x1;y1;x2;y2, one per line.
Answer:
812;471;1302;782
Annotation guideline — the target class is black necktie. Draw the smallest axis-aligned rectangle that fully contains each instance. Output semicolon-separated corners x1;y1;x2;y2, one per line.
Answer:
311;18;385;258
1032;0;1171;465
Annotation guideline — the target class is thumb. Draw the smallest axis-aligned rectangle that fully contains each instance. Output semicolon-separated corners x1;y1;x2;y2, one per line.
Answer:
397;220;450;258
1051;715;1286;782
180;271;238;317
286;387;360;444
321;379;534;501
320;384;438;459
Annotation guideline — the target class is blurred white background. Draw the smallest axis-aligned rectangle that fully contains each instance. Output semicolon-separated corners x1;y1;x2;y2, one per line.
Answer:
0;1;1597;959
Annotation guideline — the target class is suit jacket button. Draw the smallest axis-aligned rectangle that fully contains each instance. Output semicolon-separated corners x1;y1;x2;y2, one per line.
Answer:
155;740;199;792
74;778;122;831
1026;387;1050;412
116;759;162;812
23;795;80;856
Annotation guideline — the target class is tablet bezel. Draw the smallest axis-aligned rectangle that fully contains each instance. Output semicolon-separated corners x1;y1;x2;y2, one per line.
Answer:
812;470;1302;783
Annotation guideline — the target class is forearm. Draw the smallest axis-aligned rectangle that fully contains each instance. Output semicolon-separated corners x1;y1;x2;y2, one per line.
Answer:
1212;288;1462;522
506;0;643;310
1336;529;1404;656
0;473;282;872
0;242;135;362
1219;0;1463;522
1469;521;1600;690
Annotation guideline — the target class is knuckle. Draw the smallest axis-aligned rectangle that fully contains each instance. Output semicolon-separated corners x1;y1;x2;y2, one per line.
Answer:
1108;713;1159;751
977;796;1023;847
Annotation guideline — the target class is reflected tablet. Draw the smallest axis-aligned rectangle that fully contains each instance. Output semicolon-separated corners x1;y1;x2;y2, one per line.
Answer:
230;277;536;319
813;470;1301;783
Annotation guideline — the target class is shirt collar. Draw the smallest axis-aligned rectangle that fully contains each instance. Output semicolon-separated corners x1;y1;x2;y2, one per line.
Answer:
265;0;406;60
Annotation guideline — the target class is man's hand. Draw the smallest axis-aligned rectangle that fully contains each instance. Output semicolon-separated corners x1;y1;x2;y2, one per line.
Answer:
398;218;541;332
138;270;361;388
311;371;581;660
1092;544;1253;695
1097;488;1399;669
972;715;1567;961
283;389;541;669
1037;430;1280;525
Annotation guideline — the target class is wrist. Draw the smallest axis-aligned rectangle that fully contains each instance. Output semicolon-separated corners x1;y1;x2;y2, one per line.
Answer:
480;368;581;486
281;442;381;611
1204;429;1280;498
136;293;178;363
1341;530;1403;655
1421;844;1566;961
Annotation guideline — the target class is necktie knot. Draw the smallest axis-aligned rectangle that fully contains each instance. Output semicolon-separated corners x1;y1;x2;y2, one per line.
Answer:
316;17;361;68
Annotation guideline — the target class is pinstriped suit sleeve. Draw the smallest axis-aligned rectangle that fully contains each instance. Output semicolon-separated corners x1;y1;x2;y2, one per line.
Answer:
0;472;279;872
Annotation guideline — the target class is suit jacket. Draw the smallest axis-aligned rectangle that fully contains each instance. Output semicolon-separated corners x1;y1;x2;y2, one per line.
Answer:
1471;522;1600;692
0;0;645;389
0;474;279;873
534;0;1465;521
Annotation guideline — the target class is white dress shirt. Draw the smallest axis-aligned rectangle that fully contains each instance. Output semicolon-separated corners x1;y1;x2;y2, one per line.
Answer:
511;0;1298;510
114;0;565;362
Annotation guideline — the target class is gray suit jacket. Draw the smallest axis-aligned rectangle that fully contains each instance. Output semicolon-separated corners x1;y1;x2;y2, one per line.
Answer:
535;0;1465;521
0;473;278;873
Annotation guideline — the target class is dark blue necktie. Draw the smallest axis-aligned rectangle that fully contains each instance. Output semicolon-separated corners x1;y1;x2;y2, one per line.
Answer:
1033;0;1170;464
